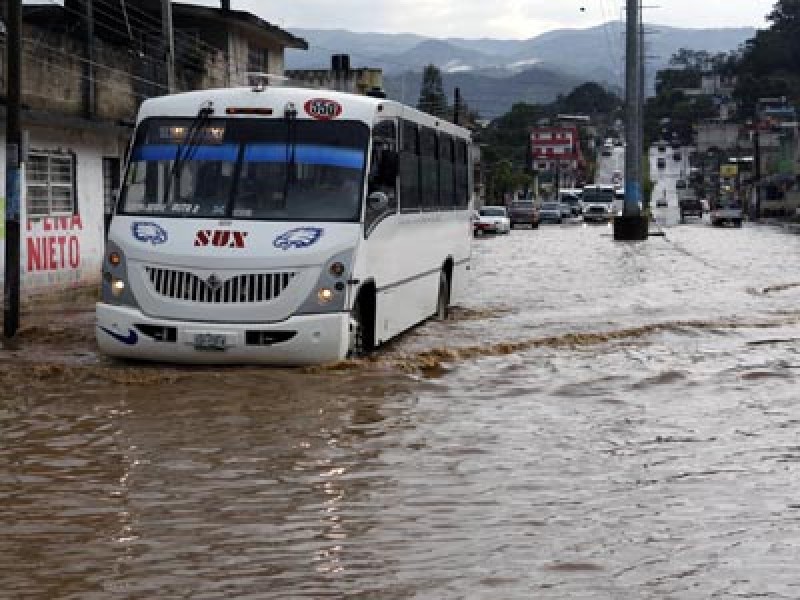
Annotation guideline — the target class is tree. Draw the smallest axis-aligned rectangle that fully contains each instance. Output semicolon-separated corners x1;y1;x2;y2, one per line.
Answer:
670;48;710;70
558;82;622;118
734;0;800;114
416;64;449;118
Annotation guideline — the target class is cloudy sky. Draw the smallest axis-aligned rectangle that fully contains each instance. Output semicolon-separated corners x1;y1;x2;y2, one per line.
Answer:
189;0;775;38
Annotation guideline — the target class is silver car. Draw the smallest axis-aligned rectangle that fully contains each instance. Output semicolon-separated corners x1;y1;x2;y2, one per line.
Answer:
539;202;563;224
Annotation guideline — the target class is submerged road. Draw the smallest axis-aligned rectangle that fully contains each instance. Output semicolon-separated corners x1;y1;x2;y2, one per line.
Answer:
3;220;800;598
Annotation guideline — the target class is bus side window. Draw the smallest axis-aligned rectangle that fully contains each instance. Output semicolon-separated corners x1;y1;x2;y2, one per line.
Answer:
400;120;420;212
439;133;455;209
454;140;469;209
419;127;438;211
366;119;398;234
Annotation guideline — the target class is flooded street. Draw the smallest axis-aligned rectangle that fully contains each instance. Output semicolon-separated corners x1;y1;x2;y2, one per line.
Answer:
4;221;800;599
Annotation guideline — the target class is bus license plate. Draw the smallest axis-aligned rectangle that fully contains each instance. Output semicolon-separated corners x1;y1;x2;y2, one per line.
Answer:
194;333;227;351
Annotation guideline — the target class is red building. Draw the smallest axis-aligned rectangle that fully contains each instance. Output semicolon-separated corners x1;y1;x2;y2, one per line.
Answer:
530;125;585;188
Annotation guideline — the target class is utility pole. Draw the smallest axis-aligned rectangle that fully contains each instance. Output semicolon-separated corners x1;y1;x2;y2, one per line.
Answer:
453;87;461;126
5;0;22;338
84;0;96;117
162;0;176;93
615;0;649;240
752;126;761;220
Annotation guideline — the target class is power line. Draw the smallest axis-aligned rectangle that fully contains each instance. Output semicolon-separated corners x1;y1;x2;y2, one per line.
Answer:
41;0;229;76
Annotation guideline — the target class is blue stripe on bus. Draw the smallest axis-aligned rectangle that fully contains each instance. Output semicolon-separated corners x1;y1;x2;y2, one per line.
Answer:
244;144;365;169
132;144;240;161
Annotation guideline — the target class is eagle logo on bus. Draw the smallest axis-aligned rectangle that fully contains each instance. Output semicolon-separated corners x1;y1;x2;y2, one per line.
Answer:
273;227;324;251
132;221;168;245
304;98;342;121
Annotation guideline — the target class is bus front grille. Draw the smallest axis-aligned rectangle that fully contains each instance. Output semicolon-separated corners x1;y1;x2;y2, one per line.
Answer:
145;268;296;304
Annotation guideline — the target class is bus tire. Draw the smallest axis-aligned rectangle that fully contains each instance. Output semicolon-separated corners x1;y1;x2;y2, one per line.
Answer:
349;289;375;358
435;271;450;321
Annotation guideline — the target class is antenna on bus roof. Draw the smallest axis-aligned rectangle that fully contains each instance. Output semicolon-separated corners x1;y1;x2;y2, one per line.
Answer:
245;72;289;92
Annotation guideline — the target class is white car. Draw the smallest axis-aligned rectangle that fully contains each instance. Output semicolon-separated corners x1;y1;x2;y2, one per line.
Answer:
474;206;511;235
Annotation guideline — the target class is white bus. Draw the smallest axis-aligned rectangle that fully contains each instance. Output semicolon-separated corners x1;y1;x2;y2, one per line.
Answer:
97;84;474;365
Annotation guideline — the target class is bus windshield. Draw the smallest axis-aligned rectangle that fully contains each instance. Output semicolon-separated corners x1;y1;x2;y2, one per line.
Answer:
119;118;369;221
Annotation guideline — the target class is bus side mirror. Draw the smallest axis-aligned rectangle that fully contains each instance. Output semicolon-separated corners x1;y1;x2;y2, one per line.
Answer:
367;191;389;212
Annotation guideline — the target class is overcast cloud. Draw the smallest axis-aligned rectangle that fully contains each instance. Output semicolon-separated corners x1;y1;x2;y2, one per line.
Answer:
189;0;774;38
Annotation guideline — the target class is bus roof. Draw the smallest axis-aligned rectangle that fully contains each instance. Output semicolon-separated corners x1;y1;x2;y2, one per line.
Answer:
136;86;472;139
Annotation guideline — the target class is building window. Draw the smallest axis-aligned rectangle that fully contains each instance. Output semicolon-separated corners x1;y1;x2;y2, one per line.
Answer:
27;151;76;217
248;44;269;73
103;157;121;216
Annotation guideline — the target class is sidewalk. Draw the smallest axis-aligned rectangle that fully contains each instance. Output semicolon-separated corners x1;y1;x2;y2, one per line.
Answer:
758;217;800;234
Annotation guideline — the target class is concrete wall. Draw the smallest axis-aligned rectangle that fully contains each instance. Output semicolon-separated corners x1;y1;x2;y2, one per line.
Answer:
227;26;286;86
285;68;384;95
0;125;128;295
696;123;742;152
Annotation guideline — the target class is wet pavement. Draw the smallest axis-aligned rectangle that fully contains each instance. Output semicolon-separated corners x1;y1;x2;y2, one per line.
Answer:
3;221;800;598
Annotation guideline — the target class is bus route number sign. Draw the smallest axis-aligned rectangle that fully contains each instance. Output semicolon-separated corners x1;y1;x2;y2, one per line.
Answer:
304;98;342;121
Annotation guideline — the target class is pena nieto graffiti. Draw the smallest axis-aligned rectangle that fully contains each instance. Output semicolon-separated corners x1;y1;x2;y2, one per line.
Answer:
26;215;83;272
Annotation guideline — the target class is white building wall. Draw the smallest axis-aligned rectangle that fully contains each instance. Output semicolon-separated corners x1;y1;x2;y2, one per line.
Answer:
0;124;126;295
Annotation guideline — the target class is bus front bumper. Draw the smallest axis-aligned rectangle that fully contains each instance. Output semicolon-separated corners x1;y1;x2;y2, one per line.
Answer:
96;303;351;366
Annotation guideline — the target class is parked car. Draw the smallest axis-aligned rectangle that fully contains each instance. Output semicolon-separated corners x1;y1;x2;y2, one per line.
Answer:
558;192;582;216
710;198;743;227
679;193;703;222
539;202;564;224
508;200;540;229
474;206;511;235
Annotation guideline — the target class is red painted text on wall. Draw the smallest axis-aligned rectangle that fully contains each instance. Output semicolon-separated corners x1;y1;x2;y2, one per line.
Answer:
26;216;83;272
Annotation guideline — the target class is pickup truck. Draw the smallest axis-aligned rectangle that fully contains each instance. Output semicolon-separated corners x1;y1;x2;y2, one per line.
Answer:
678;191;703;223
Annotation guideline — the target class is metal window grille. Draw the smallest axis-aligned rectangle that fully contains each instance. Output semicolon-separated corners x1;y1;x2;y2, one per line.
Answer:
26;151;75;217
247;45;269;73
103;158;121;216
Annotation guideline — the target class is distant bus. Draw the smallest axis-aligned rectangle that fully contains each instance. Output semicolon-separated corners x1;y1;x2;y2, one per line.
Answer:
97;84;474;365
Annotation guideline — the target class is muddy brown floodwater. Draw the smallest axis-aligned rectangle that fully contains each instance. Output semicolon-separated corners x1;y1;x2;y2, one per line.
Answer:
3;220;800;599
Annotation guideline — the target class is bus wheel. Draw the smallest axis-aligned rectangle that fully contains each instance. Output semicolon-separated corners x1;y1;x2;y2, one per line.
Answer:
435;271;450;320
349;294;375;358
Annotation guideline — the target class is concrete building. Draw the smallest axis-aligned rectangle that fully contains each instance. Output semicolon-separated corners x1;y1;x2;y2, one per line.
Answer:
530;125;585;190
0;1;306;295
286;55;384;95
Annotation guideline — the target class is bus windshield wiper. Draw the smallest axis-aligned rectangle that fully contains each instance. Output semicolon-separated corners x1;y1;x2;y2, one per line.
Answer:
162;102;214;210
282;103;298;207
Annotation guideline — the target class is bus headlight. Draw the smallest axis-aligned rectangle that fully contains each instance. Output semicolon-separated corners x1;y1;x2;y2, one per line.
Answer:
111;278;126;296
101;241;138;309
296;248;354;316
